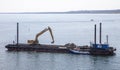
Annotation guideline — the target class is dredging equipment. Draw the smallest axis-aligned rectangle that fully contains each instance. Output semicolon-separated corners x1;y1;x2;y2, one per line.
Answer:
5;23;70;53
27;26;54;44
5;23;116;55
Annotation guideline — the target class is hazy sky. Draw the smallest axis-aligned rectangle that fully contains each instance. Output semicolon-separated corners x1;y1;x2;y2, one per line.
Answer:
0;0;120;12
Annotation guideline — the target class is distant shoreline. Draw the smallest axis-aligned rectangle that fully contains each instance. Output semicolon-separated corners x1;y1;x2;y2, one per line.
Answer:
0;9;120;14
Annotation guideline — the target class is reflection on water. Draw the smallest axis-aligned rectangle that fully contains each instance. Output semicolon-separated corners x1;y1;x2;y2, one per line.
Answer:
3;51;117;70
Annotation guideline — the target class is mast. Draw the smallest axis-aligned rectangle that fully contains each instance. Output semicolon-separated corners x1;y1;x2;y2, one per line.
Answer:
17;22;19;45
106;35;108;44
99;23;102;44
94;24;97;45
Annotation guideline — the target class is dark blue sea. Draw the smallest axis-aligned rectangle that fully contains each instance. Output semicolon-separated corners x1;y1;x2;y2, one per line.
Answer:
0;14;120;70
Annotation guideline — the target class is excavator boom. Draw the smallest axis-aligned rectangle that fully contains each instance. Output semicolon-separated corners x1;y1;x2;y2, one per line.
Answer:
28;27;54;44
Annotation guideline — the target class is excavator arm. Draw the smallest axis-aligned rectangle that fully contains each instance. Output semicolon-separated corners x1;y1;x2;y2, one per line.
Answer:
28;26;54;44
48;26;54;43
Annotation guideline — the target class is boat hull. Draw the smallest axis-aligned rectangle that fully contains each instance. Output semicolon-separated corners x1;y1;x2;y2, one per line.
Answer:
89;48;115;55
69;49;90;55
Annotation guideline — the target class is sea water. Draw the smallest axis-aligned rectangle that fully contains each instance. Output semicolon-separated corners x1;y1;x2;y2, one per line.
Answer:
0;14;120;70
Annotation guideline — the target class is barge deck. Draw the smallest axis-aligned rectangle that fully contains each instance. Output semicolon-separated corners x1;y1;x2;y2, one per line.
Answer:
5;44;70;53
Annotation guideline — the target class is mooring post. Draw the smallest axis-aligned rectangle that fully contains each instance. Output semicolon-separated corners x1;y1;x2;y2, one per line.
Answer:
17;22;19;45
94;24;97;45
100;23;102;44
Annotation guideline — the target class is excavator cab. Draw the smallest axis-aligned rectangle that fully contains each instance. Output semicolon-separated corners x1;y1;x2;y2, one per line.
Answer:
27;26;54;44
28;40;38;44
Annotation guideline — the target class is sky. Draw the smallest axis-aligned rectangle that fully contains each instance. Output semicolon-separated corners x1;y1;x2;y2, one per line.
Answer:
0;0;120;12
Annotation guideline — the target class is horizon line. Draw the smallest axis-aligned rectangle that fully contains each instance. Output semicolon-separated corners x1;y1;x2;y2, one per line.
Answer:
0;9;120;13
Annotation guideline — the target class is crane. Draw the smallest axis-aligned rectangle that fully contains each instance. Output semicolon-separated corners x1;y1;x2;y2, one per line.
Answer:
27;26;54;44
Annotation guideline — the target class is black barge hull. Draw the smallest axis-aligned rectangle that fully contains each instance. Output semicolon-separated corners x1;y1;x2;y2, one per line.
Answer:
5;44;69;53
5;44;116;55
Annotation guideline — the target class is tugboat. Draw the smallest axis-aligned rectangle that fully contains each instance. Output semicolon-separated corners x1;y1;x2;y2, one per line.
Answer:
89;23;116;55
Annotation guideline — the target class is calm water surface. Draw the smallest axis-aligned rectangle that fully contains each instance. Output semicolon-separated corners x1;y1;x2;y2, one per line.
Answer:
0;14;120;70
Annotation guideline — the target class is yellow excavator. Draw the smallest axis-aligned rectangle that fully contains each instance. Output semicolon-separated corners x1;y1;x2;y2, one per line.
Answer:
27;26;54;44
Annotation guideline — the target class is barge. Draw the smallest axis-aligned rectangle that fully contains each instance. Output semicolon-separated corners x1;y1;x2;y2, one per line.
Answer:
5;23;116;55
5;44;70;53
